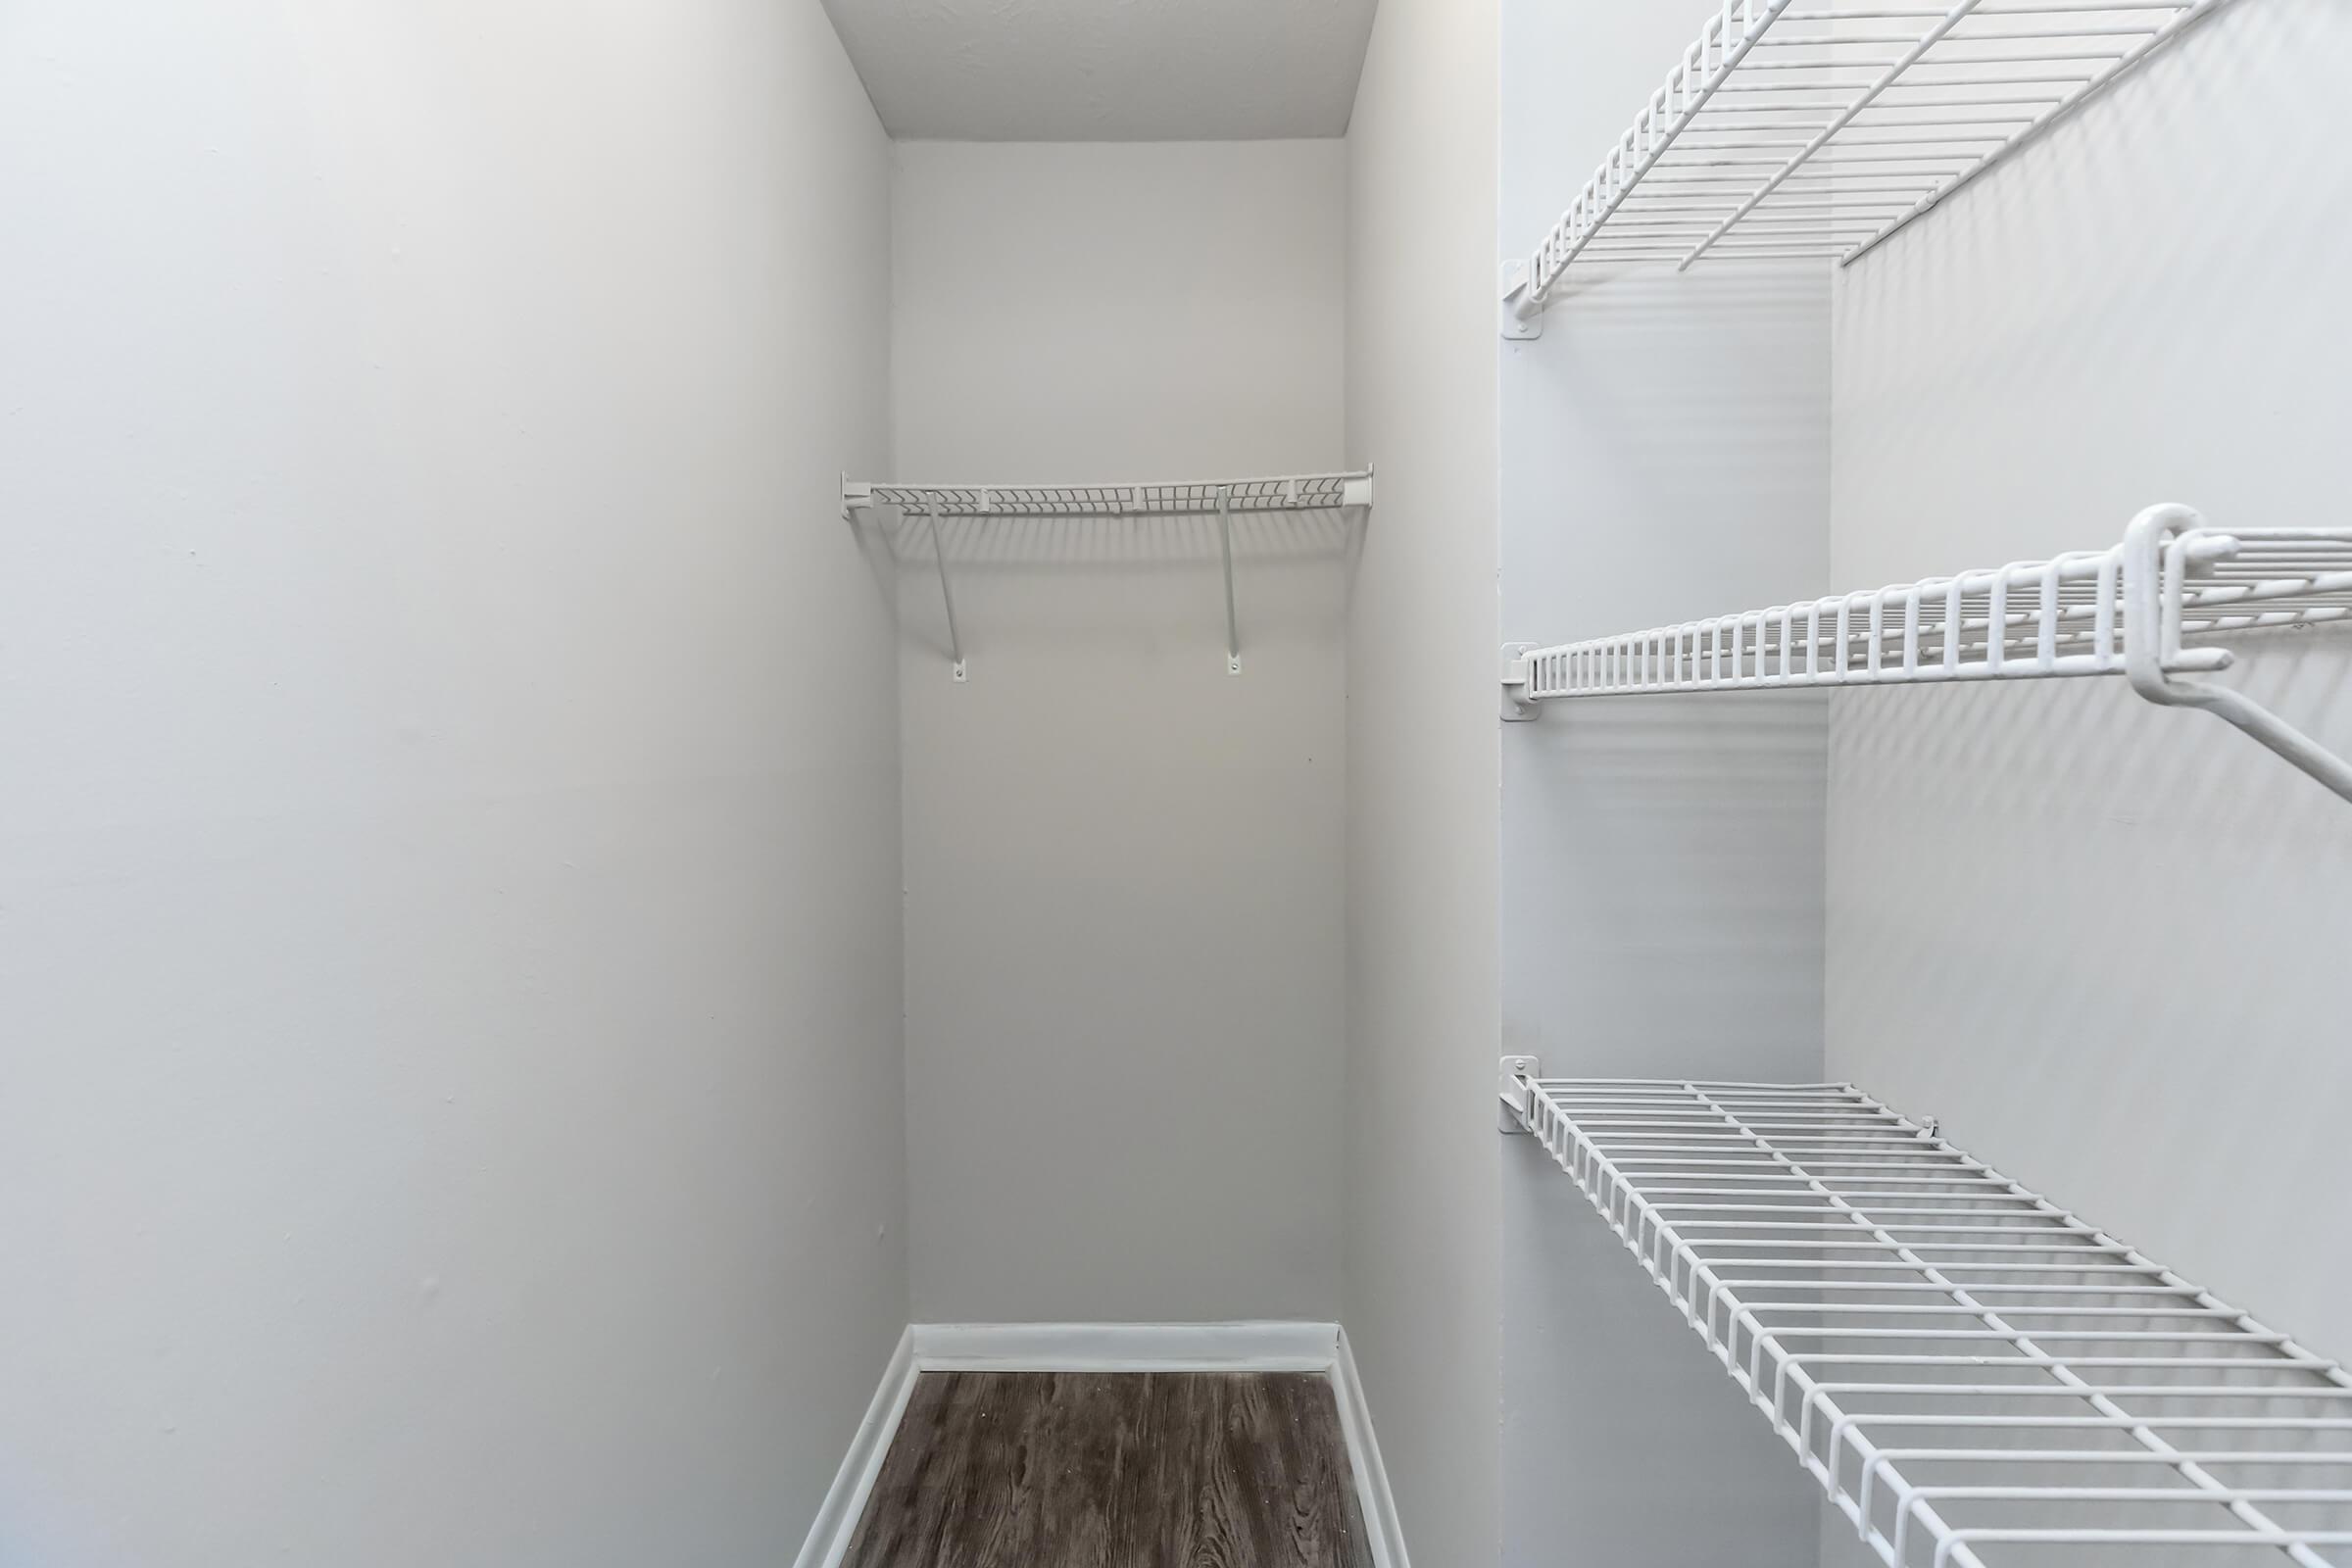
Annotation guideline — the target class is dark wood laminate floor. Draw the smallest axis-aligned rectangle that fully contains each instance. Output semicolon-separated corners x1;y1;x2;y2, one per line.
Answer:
840;1371;1374;1568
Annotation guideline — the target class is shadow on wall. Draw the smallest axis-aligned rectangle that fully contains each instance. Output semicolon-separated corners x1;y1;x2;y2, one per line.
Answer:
1833;638;2352;841
1504;693;1829;1083
1826;637;2352;1346
1830;1;2352;567
866;506;1358;571
861;506;1362;665
1509;263;1832;645
1823;0;2352;1359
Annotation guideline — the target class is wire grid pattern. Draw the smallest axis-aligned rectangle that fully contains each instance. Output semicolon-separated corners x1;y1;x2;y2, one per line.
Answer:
1516;0;2234;303
1509;1077;2352;1566
858;472;1367;517
1517;527;2352;700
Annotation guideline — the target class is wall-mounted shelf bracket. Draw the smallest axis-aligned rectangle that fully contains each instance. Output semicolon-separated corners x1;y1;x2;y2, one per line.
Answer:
920;492;966;682
1497;1054;1539;1132
1500;643;1540;721
1502;508;2352;803
1499;263;1541;342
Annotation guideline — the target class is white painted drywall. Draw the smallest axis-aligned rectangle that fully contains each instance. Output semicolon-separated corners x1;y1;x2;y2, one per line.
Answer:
1341;0;1504;1559
890;140;1350;1324
1824;0;2352;1455
817;0;1378;141
1495;0;1833;1561
0;4;904;1562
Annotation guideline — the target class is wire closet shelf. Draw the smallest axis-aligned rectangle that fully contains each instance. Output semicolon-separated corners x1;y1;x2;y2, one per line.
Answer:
843;470;1373;518
1500;507;2352;802
842;468;1374;680
1501;0;2235;324
1500;1069;2352;1567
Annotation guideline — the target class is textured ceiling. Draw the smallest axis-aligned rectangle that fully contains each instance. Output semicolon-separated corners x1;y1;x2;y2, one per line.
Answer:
818;0;1381;140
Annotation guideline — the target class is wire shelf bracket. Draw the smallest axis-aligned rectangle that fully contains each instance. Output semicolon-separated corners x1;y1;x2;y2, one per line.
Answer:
1499;506;2352;804
842;469;1373;681
1499;0;2241;333
1500;1062;2352;1568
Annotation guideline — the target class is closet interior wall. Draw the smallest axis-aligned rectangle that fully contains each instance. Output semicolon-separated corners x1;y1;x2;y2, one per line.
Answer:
1823;0;2352;1443
889;140;1351;1324
1496;1;1833;1564
0;4;905;1564
1339;0;1504;1561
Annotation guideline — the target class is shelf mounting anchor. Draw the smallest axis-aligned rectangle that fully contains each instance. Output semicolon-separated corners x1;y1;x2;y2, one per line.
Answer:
1499;262;1542;342
1218;483;1242;675
1500;643;1540;721
923;491;965;683
1498;1055;1540;1132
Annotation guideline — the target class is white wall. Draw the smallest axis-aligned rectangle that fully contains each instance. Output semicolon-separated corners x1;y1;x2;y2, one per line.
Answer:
1342;0;1504;1560
1827;0;2352;1390
1495;0;1833;1561
890;140;1351;1323
0;5;904;1563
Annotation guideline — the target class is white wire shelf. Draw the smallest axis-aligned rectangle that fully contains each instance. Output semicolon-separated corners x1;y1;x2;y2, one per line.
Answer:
1500;1068;2352;1567
1500;0;2237;327
842;468;1374;680
1500;506;2352;803
842;470;1374;519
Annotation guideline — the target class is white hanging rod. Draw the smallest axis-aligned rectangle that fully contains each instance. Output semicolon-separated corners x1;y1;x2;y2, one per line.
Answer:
1500;506;2352;803
841;467;1374;681
1499;1067;2352;1568
1499;0;2237;332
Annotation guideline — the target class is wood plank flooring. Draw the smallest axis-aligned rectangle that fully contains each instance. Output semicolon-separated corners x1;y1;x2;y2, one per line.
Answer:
840;1371;1374;1568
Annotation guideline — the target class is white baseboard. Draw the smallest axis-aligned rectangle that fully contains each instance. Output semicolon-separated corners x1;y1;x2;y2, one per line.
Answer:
790;1326;916;1568
1332;1326;1411;1568
909;1319;1341;1372
795;1320;1406;1568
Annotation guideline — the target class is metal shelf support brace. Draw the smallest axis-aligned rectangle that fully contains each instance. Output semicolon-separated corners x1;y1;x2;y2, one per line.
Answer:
923;491;965;683
1218;483;1242;675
